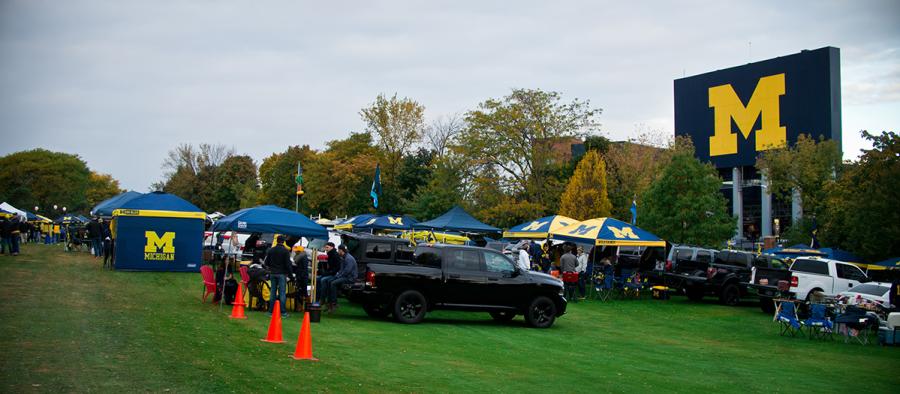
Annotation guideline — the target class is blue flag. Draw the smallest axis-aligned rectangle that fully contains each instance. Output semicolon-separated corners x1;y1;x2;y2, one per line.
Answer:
630;200;637;225
370;164;381;208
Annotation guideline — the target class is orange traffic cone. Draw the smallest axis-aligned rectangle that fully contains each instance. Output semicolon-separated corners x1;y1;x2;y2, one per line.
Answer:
290;311;318;361
261;300;285;343
229;283;247;319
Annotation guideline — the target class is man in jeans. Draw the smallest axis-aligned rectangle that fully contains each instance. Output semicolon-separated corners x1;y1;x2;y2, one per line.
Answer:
325;244;358;312
264;235;292;317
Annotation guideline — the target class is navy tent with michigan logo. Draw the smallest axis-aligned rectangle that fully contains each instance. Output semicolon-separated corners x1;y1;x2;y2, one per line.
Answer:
353;215;418;232
112;191;206;272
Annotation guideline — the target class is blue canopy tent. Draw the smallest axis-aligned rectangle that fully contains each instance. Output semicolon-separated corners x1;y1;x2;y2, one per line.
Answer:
112;192;206;272
333;214;377;231
353;215;418;232
413;206;500;234
504;215;578;239
91;191;142;217
210;205;328;239
874;257;900;268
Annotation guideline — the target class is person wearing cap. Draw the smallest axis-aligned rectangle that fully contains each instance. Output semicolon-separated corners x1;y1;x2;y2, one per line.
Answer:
316;242;338;303
517;243;531;271
324;244;358;312
264;235;292;317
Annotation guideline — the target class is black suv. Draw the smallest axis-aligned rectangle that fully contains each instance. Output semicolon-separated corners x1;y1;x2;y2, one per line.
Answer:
354;244;567;328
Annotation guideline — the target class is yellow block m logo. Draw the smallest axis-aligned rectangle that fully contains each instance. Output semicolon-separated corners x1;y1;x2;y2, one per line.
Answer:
609;226;638;239
708;73;786;156
522;221;548;231
145;231;175;254
388;217;404;225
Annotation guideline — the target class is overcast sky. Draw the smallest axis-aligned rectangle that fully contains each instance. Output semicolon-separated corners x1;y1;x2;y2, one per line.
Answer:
1;0;898;191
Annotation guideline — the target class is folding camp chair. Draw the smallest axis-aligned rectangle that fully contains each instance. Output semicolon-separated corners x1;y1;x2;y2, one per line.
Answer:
776;301;802;337
592;266;615;301
802;303;834;340
621;272;644;300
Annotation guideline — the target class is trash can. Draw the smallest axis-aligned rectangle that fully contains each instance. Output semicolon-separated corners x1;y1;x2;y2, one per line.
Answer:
306;302;322;323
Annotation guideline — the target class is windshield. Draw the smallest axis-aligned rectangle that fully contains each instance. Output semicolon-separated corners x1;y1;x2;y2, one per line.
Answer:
847;284;889;296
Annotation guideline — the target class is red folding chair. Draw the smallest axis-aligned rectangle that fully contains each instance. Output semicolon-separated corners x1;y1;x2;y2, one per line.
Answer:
200;265;217;303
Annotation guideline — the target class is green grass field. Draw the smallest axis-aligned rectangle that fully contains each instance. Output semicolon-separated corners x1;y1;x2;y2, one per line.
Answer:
1;244;898;393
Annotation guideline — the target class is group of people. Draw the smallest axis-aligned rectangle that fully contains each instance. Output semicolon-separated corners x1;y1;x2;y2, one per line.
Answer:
0;215;27;255
250;237;357;317
515;240;601;302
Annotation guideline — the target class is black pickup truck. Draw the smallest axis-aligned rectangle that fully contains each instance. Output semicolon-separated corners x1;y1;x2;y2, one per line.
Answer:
747;263;793;313
352;243;567;328
665;250;785;306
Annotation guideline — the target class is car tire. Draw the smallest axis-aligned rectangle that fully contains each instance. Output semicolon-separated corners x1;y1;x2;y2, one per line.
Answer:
525;296;557;328
393;290;427;324
719;283;740;306
759;296;775;313
363;302;391;319
489;311;516;322
685;286;704;302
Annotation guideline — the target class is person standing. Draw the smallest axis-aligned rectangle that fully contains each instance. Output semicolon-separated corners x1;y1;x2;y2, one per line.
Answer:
517;244;532;271
0;216;10;255
264;235;292;317
325;244;358;312
560;246;579;302
87;218;103;258
9;215;22;256
576;246;588;299
102;219;113;268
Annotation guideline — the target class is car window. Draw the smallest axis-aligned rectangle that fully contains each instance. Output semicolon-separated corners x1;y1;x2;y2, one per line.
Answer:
445;249;483;272
365;242;393;260
696;251;712;263
675;248;692;260
484;251;515;274
395;244;414;263
414;247;442;268
836;264;867;281
721;252;750;267
791;259;828;275
848;284;889;296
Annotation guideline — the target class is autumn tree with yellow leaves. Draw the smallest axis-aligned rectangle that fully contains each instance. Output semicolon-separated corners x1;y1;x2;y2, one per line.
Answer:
559;150;612;220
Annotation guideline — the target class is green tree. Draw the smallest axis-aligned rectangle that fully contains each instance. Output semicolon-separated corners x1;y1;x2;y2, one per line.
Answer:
606;135;693;219
303;133;379;217
258;145;316;211
458;88;601;210
559;150;612;221
407;157;465;221
156;143;238;212
822;131;900;261
477;199;546;230
756;134;841;219
0;149;92;213
641;150;735;247
210;155;258;214
85;171;124;209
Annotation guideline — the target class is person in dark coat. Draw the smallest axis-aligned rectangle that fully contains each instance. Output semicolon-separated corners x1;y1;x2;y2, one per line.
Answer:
325;244;358;312
316;242;339;303
264;235;292;317
291;245;310;302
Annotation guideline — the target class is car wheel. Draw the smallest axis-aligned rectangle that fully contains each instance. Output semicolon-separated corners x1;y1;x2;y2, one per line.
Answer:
363;302;391;319
759;296;775;313
525;296;557;328
719;283;740;306
685;286;704;302
489;311;516;322
393;290;426;324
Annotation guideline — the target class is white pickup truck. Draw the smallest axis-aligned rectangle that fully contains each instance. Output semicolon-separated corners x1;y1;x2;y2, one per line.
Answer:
788;257;870;300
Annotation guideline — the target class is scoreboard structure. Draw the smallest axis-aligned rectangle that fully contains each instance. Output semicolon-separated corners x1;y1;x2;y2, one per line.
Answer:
674;47;841;242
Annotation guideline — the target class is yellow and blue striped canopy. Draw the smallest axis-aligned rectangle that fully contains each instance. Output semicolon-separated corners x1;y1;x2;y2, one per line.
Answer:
550;217;666;247
504;215;578;239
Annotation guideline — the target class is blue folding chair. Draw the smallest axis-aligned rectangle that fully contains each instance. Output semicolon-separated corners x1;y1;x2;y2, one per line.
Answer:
776;301;802;337
802;303;834;340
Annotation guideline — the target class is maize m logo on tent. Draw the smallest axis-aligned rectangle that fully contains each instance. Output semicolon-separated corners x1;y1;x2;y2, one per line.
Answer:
674;47;841;168
145;231;176;261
